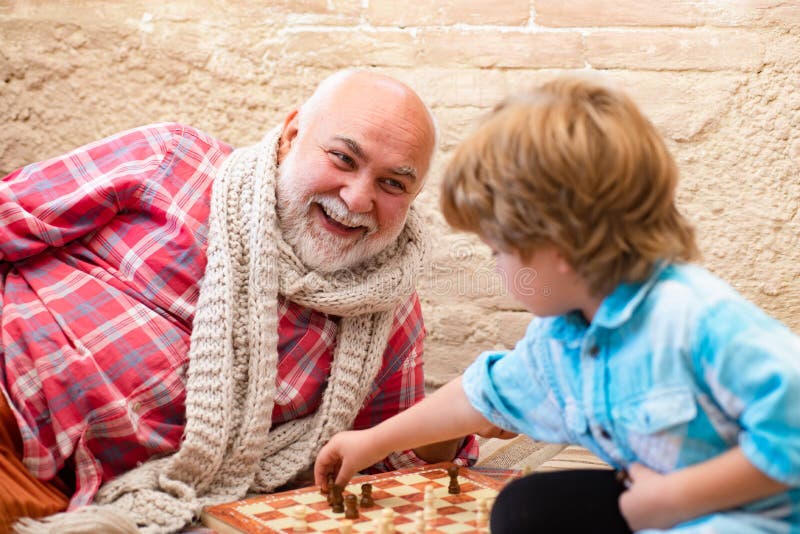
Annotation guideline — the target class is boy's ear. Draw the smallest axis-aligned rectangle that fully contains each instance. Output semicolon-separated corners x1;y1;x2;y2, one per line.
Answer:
554;249;574;275
277;109;300;164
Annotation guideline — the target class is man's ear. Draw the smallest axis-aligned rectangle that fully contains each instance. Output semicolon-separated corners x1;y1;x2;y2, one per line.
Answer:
277;109;300;164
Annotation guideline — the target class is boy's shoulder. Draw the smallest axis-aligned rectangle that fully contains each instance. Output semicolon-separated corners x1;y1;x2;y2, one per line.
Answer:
591;263;751;335
648;263;791;339
654;263;740;305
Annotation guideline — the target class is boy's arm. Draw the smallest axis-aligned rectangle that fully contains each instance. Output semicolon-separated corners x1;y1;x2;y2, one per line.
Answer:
315;376;492;488
620;446;790;531
351;297;479;470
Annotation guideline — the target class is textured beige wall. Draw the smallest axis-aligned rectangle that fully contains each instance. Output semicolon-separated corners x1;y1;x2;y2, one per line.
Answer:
2;1;799;385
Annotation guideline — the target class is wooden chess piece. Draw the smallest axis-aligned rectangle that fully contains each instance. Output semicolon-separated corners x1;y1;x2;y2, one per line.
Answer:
344;494;359;519
447;465;461;494
360;483;374;507
381;509;395;534
423;484;435;520
339;519;353;534
413;510;425;534
292;504;308;532
331;484;345;513
476;497;488;528
322;472;334;496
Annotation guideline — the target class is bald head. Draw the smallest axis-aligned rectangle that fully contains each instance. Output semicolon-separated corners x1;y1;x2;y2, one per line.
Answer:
279;70;437;178
275;70;437;272
302;70;436;158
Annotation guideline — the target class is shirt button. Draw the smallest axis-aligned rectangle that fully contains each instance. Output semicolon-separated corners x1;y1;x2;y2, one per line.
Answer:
589;345;600;357
132;402;142;412
599;427;611;439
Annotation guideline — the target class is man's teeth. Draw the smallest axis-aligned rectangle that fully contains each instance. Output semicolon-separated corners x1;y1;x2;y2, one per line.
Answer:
321;205;359;229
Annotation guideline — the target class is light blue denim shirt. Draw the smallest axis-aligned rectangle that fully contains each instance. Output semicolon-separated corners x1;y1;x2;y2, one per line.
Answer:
463;263;800;533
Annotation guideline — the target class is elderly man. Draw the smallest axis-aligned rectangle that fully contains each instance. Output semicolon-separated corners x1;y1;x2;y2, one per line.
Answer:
0;70;476;533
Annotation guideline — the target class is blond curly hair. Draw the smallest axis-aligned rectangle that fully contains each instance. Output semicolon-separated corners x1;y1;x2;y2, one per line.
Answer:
441;76;699;296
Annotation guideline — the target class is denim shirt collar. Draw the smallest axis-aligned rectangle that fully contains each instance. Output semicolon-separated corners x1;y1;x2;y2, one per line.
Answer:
592;262;669;329
545;263;669;340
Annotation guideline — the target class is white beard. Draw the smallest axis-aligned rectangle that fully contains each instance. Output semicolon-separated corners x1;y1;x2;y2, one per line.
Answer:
276;153;406;273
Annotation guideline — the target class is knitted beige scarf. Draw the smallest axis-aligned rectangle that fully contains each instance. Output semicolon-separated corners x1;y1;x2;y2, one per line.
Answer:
15;127;428;534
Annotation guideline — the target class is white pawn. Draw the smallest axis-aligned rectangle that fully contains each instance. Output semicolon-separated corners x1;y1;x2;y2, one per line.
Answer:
424;505;435;521
476;497;488;529
414;510;426;534
339;519;353;534
382;508;395;533
424;484;435;506
292;504;308;532
424;484;436;521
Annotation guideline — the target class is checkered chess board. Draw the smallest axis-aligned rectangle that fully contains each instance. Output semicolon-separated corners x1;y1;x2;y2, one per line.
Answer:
201;463;507;533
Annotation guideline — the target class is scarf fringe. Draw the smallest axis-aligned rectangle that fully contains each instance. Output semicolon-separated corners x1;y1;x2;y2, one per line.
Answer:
13;506;139;534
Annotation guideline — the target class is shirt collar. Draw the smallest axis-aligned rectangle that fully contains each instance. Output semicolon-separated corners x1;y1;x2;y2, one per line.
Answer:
591;262;670;329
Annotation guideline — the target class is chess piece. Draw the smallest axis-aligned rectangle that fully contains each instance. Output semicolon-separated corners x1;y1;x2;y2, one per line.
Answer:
319;473;334;498
339;519;353;534
381;509;395;534
413;510;425;534
331;484;345;513
292;504;308;532
423;484;435;521
323;472;335;496
344;494;359;519
447;465;461;494
360;483;374;507
327;479;335;505
423;484;434;506
476;497;488;528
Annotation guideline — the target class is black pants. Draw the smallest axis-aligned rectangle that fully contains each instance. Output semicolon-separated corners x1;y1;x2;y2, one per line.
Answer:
491;469;633;534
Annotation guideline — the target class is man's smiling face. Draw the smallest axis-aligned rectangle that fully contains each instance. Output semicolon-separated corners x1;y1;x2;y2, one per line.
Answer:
276;72;435;272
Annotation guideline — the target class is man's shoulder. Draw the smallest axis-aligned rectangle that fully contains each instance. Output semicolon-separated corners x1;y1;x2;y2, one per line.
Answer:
387;291;425;344
108;122;234;155
392;291;423;324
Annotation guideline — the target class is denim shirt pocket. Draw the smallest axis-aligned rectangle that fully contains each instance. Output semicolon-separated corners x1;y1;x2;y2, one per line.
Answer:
613;385;697;434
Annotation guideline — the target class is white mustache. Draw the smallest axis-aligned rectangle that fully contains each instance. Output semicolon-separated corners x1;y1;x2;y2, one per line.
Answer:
311;195;378;235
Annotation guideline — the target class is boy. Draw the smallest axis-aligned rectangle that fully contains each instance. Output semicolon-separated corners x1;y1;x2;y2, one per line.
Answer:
314;76;800;533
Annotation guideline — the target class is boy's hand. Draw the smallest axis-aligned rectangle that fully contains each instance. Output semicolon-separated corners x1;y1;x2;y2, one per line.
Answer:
620;449;789;531
314;429;390;490
619;463;685;531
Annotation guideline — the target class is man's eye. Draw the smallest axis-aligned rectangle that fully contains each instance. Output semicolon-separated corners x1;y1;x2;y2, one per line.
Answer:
381;178;406;194
330;151;355;167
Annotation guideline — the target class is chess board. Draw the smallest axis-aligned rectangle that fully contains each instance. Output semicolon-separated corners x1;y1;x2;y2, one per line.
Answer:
201;463;509;533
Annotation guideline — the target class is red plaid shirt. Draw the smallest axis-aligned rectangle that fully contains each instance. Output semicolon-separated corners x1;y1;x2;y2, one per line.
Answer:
0;124;477;509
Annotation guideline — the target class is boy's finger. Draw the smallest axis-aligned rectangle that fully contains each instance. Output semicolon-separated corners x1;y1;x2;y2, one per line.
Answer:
314;450;336;488
334;461;353;487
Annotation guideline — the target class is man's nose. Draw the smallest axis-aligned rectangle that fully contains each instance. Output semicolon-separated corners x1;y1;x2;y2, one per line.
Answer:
339;175;374;213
